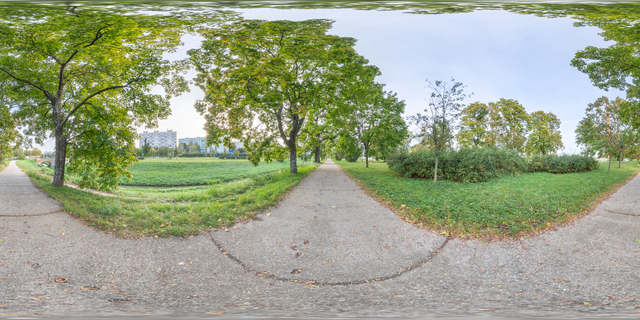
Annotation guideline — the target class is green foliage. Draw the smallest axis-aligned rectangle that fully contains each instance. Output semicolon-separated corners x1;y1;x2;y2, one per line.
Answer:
575;96;639;168
189;18;379;174
18;159;319;238
345;155;359;162
122;158;291;186
571;14;640;131
525;111;563;156
409;79;470;183
389;147;527;183
0;5;221;189
337;160;640;237
490;98;530;152
529;155;599;174
348;88;408;168
456;102;490;148
0;103;20;161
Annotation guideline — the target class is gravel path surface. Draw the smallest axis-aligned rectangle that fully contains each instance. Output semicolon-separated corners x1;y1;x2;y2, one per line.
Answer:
1;160;640;319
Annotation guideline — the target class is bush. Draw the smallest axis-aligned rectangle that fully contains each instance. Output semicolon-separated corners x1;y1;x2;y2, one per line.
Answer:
527;154;598;173
388;147;527;183
546;155;599;173
528;155;549;172
345;155;359;162
179;153;208;158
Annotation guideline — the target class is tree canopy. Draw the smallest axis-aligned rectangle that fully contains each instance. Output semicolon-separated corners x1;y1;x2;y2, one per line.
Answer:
345;88;408;168
525;111;563;156
576;96;638;171
189;18;379;173
0;5;217;189
456;102;489;148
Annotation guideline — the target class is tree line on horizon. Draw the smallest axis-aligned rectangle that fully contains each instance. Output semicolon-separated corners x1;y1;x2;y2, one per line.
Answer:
1;4;640;190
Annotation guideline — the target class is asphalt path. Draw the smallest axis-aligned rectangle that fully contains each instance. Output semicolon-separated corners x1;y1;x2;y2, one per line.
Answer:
0;160;639;319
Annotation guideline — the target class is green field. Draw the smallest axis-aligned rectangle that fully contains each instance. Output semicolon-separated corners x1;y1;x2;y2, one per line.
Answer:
122;158;293;186
336;160;640;239
17;159;320;238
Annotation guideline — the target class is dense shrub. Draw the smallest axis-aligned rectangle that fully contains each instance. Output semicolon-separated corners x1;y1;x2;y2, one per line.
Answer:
388;148;598;183
179;153;208;158
546;155;599;173
345;155;359;162
388;147;527;183
527;154;598;173
528;155;549;172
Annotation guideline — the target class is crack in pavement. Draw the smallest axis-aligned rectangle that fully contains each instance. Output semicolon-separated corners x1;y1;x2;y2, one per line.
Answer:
208;231;450;286
603;209;640;217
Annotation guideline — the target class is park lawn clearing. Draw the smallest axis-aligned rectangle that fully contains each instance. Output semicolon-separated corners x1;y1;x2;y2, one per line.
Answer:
336;160;640;239
16;160;319;238
122;158;292;186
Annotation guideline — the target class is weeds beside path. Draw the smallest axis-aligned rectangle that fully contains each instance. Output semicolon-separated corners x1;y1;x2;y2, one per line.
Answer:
16;159;320;238
336;160;640;239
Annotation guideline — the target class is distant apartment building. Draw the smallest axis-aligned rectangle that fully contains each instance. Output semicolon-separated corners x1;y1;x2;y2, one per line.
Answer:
138;130;177;149
179;137;210;153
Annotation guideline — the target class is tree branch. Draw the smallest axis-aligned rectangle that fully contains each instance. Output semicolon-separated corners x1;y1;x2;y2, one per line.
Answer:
0;67;54;102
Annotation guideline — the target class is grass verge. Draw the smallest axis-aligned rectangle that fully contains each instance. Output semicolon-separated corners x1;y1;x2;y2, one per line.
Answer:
0;160;9;172
123;158;293;186
336;160;640;239
17;160;320;239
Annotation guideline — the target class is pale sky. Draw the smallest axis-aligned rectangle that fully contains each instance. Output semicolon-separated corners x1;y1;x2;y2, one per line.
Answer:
36;7;624;154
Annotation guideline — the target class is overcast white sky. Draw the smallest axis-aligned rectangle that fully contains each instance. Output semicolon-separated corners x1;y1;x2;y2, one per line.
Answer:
36;7;625;154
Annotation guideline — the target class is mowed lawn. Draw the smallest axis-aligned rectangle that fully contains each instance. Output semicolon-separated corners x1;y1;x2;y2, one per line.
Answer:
17;159;319;238
123;158;292;186
336;160;640;239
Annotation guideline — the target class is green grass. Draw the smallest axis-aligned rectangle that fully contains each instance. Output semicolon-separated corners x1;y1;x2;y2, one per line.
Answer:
336;160;640;239
17;159;320;238
0;160;9;172
122;157;293;186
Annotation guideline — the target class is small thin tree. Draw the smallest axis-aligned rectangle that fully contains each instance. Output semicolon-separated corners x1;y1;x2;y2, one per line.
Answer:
410;78;469;183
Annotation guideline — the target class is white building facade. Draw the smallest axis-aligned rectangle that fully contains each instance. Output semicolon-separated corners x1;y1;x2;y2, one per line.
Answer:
179;137;211;153
138;130;177;149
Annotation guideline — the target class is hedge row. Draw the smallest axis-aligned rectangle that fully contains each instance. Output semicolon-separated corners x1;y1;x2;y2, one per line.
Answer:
388;148;598;183
529;154;599;174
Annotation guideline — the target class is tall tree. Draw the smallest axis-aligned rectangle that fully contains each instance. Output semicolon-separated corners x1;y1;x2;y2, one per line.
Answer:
189;19;378;174
456;102;489;148
575;96;635;172
352;89;407;168
490;98;530;152
410;78;469;184
525;111;563;156
0;6;208;189
571;13;640;130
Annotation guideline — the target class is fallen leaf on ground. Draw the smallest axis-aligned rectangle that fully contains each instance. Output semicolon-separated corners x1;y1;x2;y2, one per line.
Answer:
53;277;68;283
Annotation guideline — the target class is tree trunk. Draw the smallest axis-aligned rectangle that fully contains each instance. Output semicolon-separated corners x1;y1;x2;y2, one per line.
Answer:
289;144;297;174
314;133;321;163
365;146;369;168
434;153;439;184
52;132;67;187
619;152;622;168
608;155;611;173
